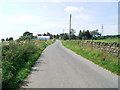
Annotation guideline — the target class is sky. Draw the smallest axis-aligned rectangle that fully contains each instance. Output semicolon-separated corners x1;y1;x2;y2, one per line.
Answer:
0;0;118;40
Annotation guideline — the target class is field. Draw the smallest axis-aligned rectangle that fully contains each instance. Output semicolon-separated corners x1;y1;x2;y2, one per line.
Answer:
86;37;119;43
62;40;119;75
2;40;54;89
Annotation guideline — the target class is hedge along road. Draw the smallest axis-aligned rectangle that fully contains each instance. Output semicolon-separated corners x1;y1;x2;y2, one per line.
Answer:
22;40;118;88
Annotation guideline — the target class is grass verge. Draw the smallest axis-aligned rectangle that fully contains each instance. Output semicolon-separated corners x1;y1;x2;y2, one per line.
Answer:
2;40;54;90
61;40;119;75
85;37;119;43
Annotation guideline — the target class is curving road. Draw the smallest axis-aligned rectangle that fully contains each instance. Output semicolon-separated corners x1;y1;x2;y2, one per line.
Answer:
22;40;118;88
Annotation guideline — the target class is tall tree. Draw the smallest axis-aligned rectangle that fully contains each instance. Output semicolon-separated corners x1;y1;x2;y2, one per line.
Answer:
78;30;83;39
43;33;47;36
60;33;64;39
47;32;51;36
63;33;69;40
84;30;92;39
9;37;13;41
6;38;9;41
56;34;59;39
70;29;76;40
90;29;101;39
1;38;5;43
23;31;31;36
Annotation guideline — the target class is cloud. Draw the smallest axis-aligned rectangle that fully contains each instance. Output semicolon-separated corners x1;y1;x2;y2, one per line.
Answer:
64;6;85;13
0;15;39;24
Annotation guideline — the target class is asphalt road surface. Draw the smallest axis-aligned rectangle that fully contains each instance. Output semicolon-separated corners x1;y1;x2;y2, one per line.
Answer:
22;40;118;88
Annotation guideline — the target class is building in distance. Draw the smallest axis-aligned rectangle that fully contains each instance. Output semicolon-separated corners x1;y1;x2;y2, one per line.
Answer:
37;34;50;40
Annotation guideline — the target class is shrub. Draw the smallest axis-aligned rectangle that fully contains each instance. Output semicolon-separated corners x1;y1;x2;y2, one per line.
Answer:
2;40;49;89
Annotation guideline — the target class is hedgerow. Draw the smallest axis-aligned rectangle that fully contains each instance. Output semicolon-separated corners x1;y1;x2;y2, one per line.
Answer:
2;40;53;89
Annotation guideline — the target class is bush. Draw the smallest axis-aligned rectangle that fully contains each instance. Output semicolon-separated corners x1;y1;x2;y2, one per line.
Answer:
2;40;49;89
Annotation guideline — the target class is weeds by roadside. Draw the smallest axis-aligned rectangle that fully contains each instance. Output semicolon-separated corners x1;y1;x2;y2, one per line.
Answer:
62;40;119;75
2;40;54;89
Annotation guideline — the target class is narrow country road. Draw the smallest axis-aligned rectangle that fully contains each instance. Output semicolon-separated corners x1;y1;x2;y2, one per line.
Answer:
22;40;118;88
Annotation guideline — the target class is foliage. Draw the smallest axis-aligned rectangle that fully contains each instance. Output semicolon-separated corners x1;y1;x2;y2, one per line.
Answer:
2;40;53;89
4;37;14;42
62;40;119;75
97;35;120;40
6;38;9;41
90;29;101;39
70;29;76;40
84;30;92;39
18;36;32;41
42;32;53;39
46;32;53;39
1;38;5;43
9;37;14;41
18;31;37;41
71;34;76;40
78;30;83;39
23;31;32;36
78;30;92;40
54;34;59;39
86;37;119;43
70;29;76;35
62;33;69;40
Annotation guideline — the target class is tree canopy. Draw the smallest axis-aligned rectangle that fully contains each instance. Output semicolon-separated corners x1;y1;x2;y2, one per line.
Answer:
1;38;5;43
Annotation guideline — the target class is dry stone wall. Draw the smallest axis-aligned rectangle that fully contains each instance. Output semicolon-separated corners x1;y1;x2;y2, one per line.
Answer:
80;41;120;57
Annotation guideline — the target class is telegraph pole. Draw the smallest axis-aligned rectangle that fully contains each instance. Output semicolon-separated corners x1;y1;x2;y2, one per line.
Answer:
69;14;72;40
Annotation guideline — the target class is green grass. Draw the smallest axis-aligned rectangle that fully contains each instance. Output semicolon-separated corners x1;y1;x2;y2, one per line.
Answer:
86;37;119;43
61;40;119;75
2;39;54;90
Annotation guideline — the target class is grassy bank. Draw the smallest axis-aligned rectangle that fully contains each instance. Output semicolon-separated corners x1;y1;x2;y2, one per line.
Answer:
62;40;119;75
2;40;54;89
86;37;119;43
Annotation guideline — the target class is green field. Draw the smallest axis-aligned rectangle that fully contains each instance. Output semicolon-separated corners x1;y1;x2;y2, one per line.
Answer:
62;40;119;75
86;37;119;43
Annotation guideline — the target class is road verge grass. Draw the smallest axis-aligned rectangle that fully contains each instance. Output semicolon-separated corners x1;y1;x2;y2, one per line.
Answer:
85;37;119;43
2;40;54;90
61;40;119;75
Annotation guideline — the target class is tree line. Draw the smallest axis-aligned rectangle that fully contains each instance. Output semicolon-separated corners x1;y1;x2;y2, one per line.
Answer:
1;37;13;43
59;29;101;40
1;31;59;43
2;29;118;42
0;29;100;42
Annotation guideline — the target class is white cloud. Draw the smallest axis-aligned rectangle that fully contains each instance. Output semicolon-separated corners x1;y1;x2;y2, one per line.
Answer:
0;15;39;24
64;6;85;13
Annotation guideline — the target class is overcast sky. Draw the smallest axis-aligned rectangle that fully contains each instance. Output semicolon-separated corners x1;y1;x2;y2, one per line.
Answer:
0;0;118;40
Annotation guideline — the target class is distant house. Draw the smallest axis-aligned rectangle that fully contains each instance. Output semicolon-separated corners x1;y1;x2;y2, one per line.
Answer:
37;34;50;40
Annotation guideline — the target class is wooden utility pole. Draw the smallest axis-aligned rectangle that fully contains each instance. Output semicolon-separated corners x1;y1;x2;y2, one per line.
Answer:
69;14;72;40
